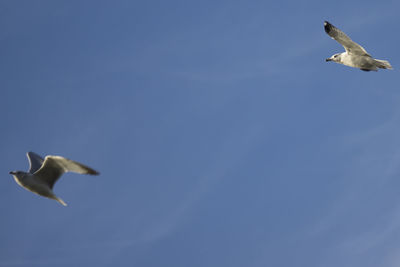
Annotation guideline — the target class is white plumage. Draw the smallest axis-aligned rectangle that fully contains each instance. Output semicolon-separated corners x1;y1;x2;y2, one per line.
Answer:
10;152;99;206
324;21;392;71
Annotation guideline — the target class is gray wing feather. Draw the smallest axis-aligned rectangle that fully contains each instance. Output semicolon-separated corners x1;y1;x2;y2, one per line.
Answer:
48;156;99;175
324;21;370;56
34;155;99;189
27;152;44;174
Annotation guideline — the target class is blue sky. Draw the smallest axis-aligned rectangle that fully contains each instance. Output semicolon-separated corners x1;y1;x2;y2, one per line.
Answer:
1;0;400;266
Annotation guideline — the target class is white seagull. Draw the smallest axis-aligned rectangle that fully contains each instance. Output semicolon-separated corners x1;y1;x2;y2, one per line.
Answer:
324;21;392;71
9;152;99;206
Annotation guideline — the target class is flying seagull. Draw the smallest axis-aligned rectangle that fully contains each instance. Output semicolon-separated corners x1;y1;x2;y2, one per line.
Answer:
324;21;392;71
9;152;99;206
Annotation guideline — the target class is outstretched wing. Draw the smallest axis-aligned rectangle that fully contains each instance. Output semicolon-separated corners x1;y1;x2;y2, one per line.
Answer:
27;152;44;174
324;21;370;56
34;155;99;189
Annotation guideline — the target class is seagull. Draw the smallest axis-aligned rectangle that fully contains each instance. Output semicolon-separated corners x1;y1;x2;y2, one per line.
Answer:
324;21;392;71
9;152;99;206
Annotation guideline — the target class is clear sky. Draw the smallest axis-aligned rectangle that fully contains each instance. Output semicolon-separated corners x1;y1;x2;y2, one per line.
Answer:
1;0;400;266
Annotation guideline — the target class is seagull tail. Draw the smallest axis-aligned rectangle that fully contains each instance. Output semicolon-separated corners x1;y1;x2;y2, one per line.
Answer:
374;59;393;70
55;197;68;206
47;192;67;206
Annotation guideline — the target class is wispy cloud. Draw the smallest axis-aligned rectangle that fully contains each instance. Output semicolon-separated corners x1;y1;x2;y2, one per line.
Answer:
303;107;400;266
137;122;266;245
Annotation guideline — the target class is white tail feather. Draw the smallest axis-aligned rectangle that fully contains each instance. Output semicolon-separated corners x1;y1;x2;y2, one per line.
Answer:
374;59;393;69
55;197;67;206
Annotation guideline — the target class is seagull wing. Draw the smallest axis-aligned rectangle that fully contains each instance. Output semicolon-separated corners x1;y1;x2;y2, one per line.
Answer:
34;155;99;189
324;21;370;56
27;152;44;174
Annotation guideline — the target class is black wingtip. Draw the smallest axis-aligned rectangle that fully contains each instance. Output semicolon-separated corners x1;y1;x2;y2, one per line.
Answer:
324;21;333;34
87;169;100;175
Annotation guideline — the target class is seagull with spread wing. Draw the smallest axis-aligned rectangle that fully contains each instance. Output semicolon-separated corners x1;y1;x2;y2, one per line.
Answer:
9;152;99;206
324;21;392;71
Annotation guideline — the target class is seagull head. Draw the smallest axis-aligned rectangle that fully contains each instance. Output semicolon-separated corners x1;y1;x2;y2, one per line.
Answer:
326;53;342;63
9;171;27;179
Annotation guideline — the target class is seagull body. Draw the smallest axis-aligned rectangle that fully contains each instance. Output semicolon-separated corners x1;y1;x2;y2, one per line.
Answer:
324;21;392;71
9;152;99;206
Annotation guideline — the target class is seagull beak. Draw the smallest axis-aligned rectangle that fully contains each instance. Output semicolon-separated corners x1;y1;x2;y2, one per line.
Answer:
9;171;16;175
326;58;332;62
